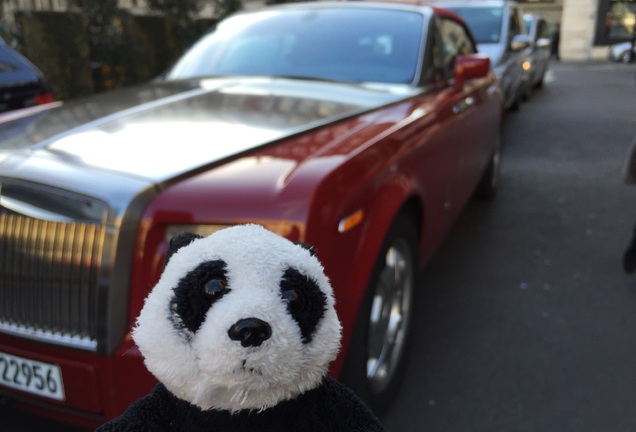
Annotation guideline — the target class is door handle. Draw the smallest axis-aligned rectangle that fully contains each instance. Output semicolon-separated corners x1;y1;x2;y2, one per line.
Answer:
453;96;475;114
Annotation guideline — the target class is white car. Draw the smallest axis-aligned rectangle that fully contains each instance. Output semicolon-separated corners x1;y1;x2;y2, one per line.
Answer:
609;41;635;63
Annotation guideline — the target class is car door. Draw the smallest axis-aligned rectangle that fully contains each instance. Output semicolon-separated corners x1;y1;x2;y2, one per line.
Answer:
435;16;494;210
503;4;526;103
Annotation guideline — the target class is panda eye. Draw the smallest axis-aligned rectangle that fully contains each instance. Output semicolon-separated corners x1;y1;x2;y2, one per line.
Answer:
202;278;229;299
282;287;305;313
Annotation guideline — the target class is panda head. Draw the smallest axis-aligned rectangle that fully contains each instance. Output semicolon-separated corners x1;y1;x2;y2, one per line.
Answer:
133;224;342;412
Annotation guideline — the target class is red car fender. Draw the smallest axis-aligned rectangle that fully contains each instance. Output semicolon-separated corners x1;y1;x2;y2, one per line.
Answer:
347;172;424;290
306;169;422;377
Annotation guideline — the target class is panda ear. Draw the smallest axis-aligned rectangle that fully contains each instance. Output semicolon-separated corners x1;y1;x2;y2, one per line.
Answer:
164;232;203;268
295;241;317;257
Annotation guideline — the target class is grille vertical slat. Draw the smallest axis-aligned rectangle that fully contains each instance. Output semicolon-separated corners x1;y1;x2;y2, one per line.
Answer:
55;221;67;332
0;213;106;349
7;215;19;322
24;217;36;328
31;219;42;322
86;223;104;338
70;223;82;335
44;219;56;329
19;217;27;321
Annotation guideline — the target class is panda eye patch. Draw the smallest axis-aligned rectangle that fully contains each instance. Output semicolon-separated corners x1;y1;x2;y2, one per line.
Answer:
170;260;228;335
280;267;326;344
203;278;228;299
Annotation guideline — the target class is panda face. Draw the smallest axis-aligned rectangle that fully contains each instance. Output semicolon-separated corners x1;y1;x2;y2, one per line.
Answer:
169;260;327;345
132;225;342;412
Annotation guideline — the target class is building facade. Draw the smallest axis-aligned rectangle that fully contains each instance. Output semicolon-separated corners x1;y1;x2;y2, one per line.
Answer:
512;0;635;61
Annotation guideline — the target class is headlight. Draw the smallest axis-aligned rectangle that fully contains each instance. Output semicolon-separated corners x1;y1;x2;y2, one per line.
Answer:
165;224;231;242
165;221;303;243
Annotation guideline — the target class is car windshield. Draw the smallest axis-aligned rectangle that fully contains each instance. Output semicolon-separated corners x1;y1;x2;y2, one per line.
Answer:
166;8;425;85
445;6;503;44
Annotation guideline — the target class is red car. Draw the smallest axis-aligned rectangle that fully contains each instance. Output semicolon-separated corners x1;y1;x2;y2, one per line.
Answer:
0;2;502;428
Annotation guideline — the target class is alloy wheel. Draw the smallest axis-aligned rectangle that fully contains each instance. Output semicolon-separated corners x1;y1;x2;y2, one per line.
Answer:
366;237;415;394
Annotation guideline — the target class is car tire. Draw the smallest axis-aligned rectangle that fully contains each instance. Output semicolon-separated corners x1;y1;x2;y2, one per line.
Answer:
474;130;501;200
340;213;418;414
534;66;546;89
522;82;532;101
510;93;521;111
621;51;634;64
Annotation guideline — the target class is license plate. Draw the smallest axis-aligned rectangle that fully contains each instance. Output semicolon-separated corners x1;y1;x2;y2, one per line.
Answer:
0;351;65;401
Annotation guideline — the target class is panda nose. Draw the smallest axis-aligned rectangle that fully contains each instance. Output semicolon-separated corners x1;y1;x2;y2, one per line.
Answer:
228;318;272;347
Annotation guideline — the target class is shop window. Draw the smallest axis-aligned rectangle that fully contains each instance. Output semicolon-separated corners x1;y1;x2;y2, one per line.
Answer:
606;0;636;37
596;0;636;44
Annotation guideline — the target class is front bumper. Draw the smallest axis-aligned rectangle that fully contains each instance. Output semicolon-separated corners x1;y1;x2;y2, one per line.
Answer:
0;335;155;429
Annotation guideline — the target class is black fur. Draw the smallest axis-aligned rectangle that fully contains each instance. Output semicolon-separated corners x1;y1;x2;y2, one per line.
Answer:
96;377;385;432
170;260;229;335
295;241;317;257
164;232;203;270
280;267;326;344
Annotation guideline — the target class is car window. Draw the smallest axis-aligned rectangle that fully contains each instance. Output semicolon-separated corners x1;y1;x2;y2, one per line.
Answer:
421;24;445;85
523;17;532;37
167;8;426;85
445;6;503;44
537;19;550;39
439;18;477;78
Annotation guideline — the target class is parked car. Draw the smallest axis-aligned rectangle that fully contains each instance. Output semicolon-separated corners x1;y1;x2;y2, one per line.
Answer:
0;37;53;113
0;2;503;428
522;13;551;97
609;41;636;63
433;0;530;111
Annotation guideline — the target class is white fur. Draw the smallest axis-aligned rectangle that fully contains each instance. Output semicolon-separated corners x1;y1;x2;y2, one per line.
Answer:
133;224;342;412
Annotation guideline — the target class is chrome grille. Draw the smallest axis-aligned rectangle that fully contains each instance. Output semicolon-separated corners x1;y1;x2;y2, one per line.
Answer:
0;212;106;350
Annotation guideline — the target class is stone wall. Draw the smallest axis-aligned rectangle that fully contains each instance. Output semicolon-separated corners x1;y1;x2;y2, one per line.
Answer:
15;11;93;100
560;0;602;61
12;10;213;100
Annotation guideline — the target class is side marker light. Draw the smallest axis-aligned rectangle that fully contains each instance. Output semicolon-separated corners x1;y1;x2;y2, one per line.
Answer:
338;209;364;233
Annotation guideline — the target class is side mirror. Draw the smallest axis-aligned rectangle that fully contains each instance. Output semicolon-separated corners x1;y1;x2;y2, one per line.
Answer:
535;37;551;49
454;54;490;91
510;34;531;51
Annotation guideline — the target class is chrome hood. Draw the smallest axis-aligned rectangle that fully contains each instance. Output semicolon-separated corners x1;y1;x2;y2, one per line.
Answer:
0;78;414;181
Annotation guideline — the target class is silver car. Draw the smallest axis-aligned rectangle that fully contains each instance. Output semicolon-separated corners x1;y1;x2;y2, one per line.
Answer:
522;13;551;97
433;0;530;111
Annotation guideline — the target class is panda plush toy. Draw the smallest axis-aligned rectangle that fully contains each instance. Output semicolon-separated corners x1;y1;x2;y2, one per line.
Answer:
97;224;385;432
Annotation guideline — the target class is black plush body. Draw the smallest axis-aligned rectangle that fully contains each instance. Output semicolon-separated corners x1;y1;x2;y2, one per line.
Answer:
97;377;383;432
